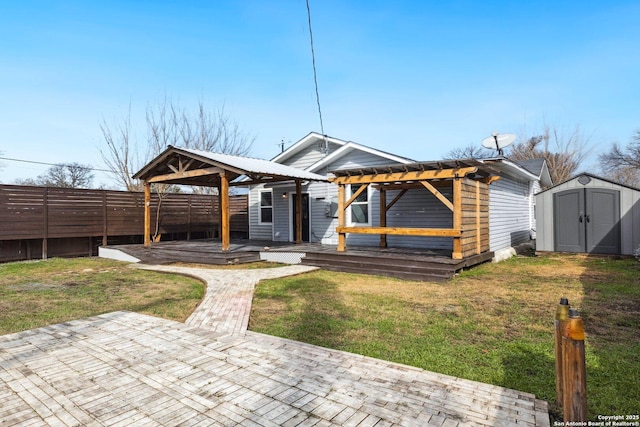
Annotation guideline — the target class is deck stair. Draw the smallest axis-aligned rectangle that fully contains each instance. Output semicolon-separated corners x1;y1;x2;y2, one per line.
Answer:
301;251;460;281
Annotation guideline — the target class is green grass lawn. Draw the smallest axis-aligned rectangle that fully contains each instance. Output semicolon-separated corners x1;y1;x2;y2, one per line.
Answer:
1;254;637;421
249;253;640;420
0;257;205;334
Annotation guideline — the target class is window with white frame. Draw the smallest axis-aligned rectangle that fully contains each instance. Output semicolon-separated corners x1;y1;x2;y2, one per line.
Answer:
259;190;273;224
349;184;369;225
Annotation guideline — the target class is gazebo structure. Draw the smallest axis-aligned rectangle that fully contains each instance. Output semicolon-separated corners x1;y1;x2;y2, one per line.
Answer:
329;159;502;260
133;146;328;251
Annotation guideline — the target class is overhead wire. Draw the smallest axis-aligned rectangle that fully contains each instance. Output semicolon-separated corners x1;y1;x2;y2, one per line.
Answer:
0;156;113;173
305;0;325;139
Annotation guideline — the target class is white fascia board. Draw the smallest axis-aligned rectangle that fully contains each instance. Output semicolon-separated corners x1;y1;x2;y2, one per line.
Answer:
308;142;414;173
481;158;540;183
270;132;348;163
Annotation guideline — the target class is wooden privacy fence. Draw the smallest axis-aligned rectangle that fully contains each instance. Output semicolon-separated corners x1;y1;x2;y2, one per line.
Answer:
0;185;248;261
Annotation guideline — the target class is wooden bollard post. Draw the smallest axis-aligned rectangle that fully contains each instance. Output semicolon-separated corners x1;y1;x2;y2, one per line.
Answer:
555;297;570;408
562;308;587;422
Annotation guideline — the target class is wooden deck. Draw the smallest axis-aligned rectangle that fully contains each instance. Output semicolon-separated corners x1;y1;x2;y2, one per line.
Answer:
102;239;494;281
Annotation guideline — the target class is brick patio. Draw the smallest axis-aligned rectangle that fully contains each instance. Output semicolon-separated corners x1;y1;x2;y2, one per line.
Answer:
0;264;550;426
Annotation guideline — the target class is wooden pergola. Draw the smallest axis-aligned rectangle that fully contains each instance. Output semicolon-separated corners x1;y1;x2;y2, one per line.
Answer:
133;146;328;251
330;159;501;260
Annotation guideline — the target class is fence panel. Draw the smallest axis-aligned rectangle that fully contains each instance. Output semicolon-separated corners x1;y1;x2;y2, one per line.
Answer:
0;185;248;260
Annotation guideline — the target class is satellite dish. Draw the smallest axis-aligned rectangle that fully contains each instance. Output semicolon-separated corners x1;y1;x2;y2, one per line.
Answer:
481;131;516;155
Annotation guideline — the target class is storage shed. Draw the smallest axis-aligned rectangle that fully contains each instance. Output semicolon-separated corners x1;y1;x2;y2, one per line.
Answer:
535;173;640;255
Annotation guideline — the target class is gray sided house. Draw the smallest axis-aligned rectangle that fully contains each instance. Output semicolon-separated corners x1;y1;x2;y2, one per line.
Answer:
249;132;551;259
535;173;640;255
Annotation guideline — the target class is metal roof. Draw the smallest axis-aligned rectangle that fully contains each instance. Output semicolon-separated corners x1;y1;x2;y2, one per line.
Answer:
133;146;329;185
179;147;329;182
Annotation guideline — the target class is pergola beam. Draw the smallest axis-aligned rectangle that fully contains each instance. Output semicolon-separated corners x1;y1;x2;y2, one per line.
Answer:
331;167;477;185
147;167;224;183
337;226;461;237
420;181;454;212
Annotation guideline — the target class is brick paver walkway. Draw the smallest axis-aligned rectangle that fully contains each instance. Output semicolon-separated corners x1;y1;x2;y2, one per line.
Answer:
0;264;550;426
133;264;318;337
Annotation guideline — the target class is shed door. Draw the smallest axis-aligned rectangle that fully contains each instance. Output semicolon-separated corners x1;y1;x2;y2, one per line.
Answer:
553;189;620;254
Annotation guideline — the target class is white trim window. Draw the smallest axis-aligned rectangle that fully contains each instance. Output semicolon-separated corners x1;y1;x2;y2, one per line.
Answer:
259;190;273;224
348;184;370;225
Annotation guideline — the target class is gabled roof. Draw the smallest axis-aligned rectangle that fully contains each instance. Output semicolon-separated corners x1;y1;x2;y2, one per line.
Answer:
536;172;640;194
481;157;553;187
273;132;415;172
133;146;328;186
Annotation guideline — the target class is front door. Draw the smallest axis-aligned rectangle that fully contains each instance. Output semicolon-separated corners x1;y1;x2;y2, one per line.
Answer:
554;188;620;254
292;193;310;242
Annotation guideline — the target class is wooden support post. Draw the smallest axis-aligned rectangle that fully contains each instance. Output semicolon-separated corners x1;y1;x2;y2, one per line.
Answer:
220;171;230;251
562;308;587;422
452;177;462;259
42;187;48;259
102;191;108;247
379;188;387;248
295;179;302;244
144;182;151;247
187;194;192;241
475;181;481;255
555;298;570;409
337;184;346;252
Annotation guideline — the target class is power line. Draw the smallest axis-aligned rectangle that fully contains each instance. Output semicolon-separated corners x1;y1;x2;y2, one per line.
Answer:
306;0;325;138
0;156;113;173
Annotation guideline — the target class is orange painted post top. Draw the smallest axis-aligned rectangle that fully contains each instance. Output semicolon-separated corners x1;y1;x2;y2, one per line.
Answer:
562;308;587;423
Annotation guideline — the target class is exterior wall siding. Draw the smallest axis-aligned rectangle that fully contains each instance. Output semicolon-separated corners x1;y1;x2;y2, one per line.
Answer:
248;186;273;240
284;142;342;170
489;177;532;252
536;175;640;254
385;188;454;250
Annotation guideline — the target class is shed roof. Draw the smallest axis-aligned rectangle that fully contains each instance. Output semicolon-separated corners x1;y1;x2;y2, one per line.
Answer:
133;146;329;186
536;172;640;194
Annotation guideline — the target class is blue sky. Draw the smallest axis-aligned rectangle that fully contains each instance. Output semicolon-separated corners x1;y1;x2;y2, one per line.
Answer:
1;1;639;188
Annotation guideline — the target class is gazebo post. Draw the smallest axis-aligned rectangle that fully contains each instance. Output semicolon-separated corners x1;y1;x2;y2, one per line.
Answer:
220;171;230;251
144;182;151;247
295;179;302;244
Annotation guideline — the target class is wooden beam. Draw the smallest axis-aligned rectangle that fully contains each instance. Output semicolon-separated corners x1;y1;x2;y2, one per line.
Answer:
482;176;501;185
42;187;48;259
379;188;387;248
336;226;461;237
330;167;478;184
376;181;452;191
220;171;230;251
144;182;151;247
386;189;408;210
476;181;481;255
147;167;224;183
345;183;369;209
337;184;346;252
452;178;463;259
295;179;302;244
420;181;454;211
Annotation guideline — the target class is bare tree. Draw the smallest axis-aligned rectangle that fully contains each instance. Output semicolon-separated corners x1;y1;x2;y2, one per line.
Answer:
507;123;592;184
599;130;640;187
14;163;94;188
100;98;254;192
444;143;490;160
100;103;143;191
